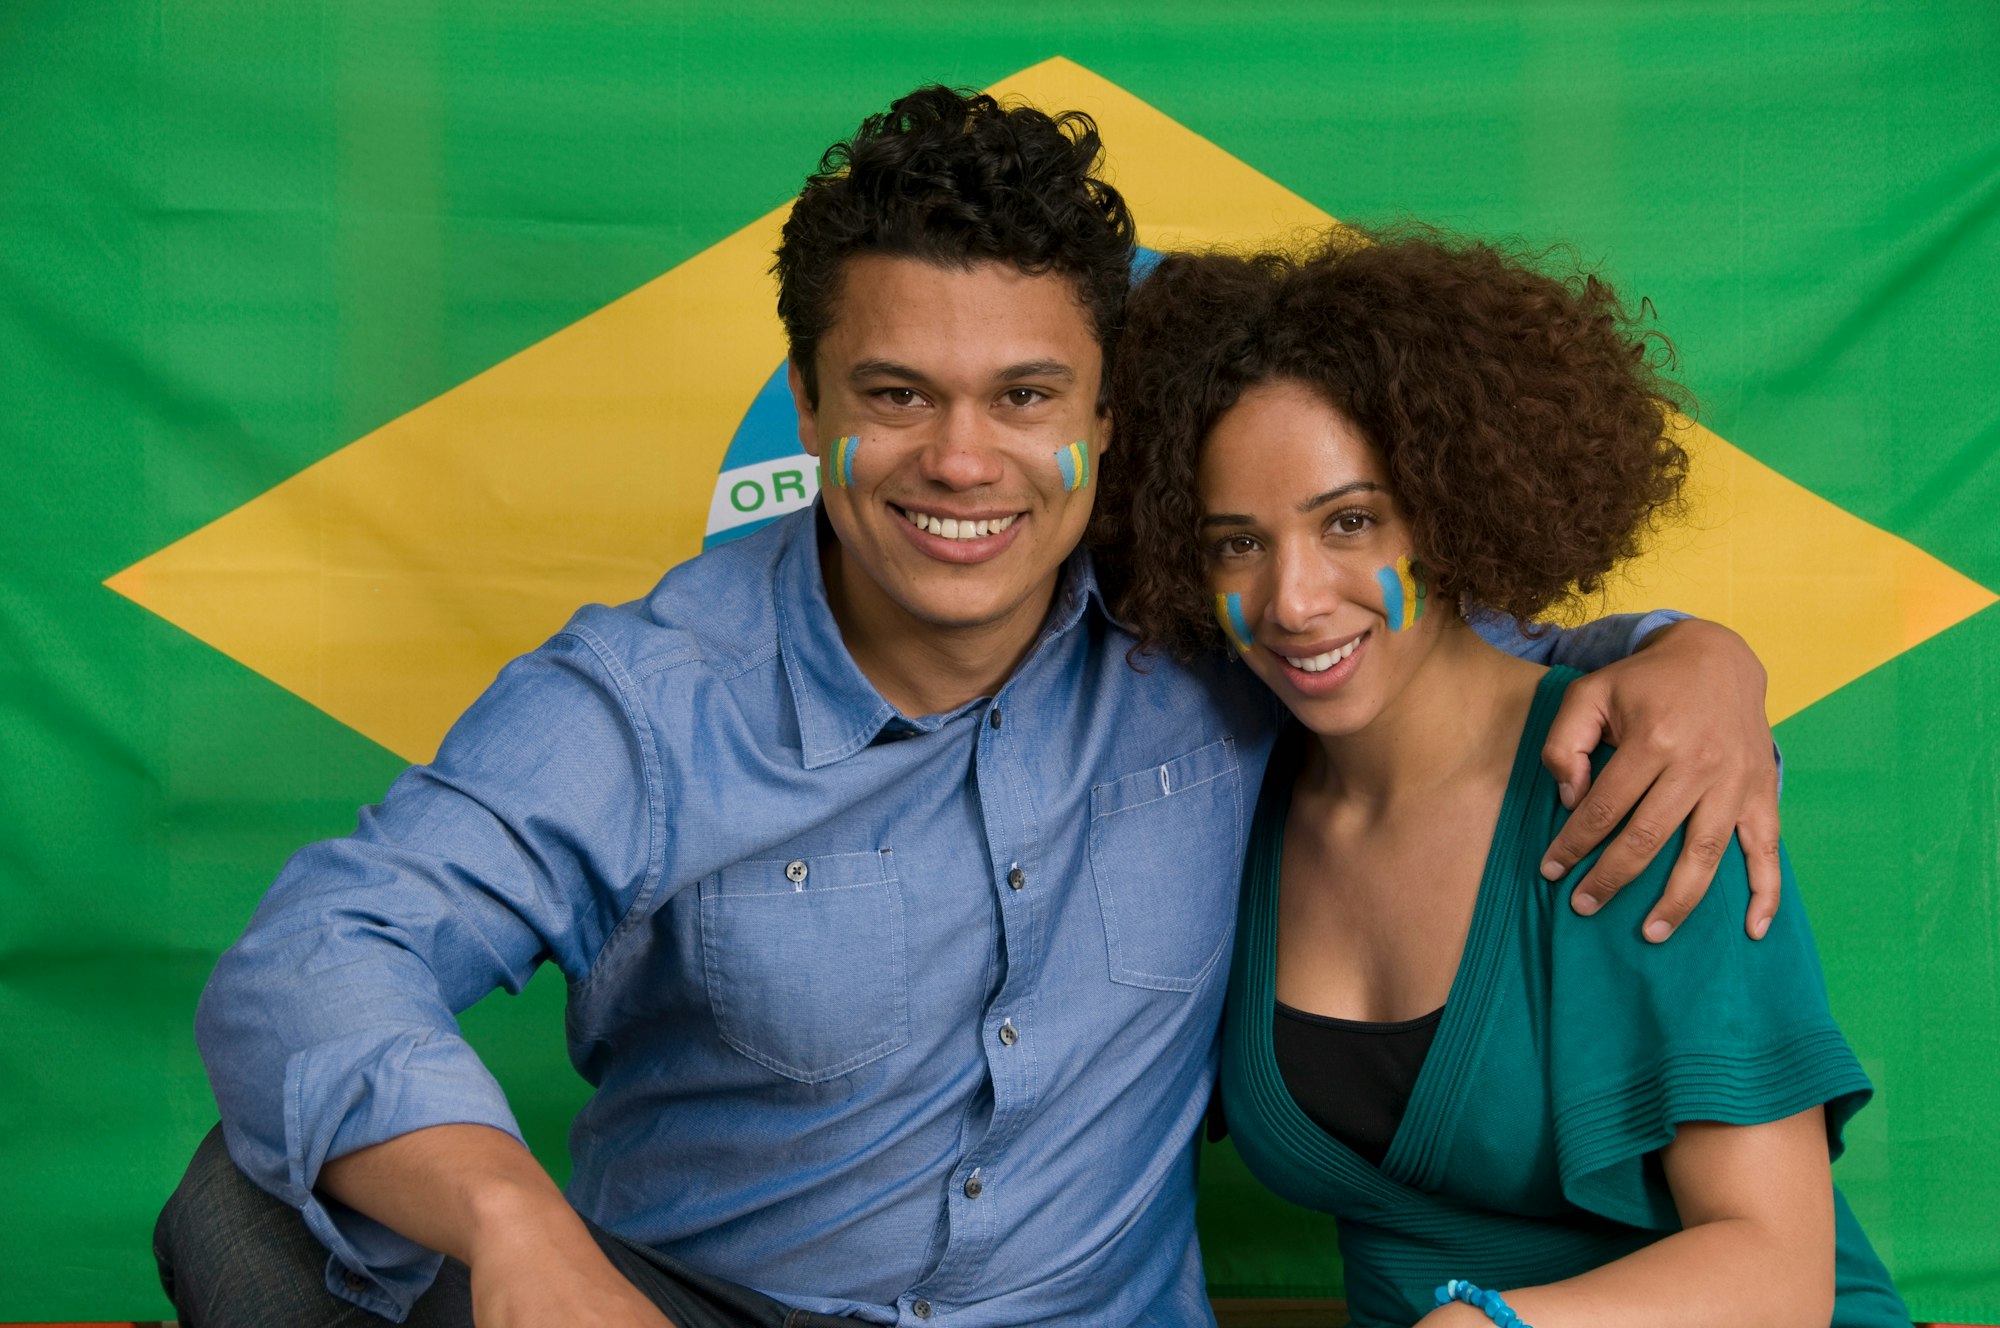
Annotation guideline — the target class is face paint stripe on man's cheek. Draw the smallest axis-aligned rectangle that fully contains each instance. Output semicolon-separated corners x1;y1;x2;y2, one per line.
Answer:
1054;441;1091;493
823;435;859;489
1214;591;1255;655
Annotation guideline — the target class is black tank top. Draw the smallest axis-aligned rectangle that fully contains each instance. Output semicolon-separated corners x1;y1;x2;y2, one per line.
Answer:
1272;1001;1443;1167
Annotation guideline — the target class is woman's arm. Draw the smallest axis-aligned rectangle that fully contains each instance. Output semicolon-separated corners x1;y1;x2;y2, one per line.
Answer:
1419;1108;1836;1328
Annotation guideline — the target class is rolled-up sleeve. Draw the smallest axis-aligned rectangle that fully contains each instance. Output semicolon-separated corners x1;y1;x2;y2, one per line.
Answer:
1469;608;1688;671
195;626;660;1318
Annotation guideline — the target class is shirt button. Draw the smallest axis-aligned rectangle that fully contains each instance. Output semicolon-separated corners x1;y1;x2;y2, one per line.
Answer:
1007;866;1025;890
989;708;1002;729
998;1019;1018;1046
913;1300;932;1320
343;1271;369;1293
785;860;808;885
963;1173;983;1199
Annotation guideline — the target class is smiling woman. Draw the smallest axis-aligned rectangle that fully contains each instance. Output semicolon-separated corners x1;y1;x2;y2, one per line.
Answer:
1099;226;1690;661
1101;228;1911;1328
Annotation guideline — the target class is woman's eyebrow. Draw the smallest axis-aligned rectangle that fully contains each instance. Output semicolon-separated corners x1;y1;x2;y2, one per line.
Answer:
1298;481;1384;512
1201;482;1386;529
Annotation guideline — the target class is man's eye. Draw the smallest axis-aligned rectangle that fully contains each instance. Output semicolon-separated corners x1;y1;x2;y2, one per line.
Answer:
876;387;922;408
1003;387;1046;407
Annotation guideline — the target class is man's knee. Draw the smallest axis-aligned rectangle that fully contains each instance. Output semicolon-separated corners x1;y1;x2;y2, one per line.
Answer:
154;1124;367;1327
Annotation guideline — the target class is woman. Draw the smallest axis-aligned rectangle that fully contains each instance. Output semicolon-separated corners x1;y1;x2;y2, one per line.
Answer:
1102;229;1908;1327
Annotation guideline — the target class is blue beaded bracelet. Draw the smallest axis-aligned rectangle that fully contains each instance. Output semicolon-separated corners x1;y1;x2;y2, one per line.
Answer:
1434;1278;1532;1328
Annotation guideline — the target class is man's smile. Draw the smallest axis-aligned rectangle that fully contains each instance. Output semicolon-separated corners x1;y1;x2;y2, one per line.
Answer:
892;502;1023;541
888;501;1030;565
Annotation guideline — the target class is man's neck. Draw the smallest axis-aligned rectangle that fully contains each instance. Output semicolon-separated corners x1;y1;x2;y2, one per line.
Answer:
821;542;1065;718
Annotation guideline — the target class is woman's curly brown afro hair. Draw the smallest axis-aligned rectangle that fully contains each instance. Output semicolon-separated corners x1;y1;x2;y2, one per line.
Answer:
1094;225;1691;659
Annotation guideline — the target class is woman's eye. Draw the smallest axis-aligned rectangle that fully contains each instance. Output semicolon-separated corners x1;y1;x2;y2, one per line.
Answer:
1331;509;1374;535
1212;534;1259;559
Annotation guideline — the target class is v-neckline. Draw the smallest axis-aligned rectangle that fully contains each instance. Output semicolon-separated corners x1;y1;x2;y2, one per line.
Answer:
1241;667;1572;1208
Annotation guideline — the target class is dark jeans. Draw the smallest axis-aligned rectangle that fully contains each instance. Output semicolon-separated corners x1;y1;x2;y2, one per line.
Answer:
155;1125;848;1328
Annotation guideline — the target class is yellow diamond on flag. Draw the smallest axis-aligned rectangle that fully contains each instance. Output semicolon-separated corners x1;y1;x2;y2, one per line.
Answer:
1600;417;1994;721
104;58;1995;763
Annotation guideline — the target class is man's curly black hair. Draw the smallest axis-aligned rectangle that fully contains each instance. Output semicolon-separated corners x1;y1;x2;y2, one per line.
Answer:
774;85;1136;408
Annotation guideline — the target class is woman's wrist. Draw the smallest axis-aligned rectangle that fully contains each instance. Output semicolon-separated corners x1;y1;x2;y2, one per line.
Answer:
1434;1279;1533;1328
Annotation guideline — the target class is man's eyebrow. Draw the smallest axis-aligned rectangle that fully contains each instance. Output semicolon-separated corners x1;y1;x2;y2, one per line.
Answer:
996;359;1076;384
849;359;929;384
1298;481;1384;512
845;359;1078;387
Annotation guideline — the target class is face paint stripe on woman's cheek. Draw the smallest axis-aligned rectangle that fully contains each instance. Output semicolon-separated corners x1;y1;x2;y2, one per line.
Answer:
1214;591;1256;655
1401;556;1427;625
1375;555;1426;631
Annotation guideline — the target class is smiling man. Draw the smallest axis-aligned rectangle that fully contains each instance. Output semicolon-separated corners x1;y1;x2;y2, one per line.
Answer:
789;254;1108;714
156;87;1781;1328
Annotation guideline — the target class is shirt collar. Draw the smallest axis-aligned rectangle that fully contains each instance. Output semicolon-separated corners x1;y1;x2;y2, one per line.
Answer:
773;503;1109;770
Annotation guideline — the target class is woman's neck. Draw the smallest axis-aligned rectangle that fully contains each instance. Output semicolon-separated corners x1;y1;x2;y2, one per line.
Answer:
1303;623;1544;820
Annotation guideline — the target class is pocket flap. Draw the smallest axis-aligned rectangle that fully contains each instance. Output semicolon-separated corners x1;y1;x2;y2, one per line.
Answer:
1091;737;1238;819
704;847;894;898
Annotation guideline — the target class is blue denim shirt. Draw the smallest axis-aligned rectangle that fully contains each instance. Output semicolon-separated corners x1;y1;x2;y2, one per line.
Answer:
196;507;1673;1326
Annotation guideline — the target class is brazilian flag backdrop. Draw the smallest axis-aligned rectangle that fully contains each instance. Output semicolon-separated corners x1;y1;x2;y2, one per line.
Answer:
4;3;1998;1321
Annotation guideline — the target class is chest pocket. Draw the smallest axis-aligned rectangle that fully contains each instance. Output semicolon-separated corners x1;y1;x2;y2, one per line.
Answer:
1088;737;1243;992
697;848;907;1083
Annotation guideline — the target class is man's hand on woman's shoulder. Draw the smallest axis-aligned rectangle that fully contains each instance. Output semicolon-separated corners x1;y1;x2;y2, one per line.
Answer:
1537;618;1781;942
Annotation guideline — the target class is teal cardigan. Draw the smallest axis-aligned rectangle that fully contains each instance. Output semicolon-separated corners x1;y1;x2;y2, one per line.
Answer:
1220;668;1908;1328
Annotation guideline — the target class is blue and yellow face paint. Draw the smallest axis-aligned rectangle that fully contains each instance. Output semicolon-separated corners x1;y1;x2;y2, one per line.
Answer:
822;434;859;489
1213;591;1256;655
1375;555;1427;631
1054;440;1092;493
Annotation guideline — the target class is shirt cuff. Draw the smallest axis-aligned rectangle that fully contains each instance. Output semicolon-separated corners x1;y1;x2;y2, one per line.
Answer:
1625;607;1692;651
1466;607;1690;671
281;1027;526;1320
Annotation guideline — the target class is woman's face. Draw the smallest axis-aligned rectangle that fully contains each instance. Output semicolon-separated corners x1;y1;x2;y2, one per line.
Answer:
1197;379;1445;737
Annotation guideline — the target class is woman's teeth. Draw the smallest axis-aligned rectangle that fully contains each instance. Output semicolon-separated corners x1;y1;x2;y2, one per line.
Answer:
902;509;1018;541
1282;637;1361;673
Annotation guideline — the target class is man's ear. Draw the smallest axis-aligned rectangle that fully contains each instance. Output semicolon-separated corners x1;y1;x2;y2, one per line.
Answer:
787;359;821;458
1093;408;1113;463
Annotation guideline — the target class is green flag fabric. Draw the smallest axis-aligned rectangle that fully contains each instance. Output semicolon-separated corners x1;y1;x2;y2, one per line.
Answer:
3;3;1997;1322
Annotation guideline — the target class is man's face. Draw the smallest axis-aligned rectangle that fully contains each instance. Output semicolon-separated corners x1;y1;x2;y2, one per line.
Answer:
790;254;1109;657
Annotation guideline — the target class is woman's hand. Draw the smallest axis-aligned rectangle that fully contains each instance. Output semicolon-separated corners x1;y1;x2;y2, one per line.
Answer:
1538;618;1780;942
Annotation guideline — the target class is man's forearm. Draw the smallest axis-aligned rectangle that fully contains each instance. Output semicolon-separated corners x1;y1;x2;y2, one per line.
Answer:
319;1124;678;1327
318;1123;589;1267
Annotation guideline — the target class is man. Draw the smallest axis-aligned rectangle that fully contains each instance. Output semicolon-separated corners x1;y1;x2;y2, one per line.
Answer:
156;86;1779;1327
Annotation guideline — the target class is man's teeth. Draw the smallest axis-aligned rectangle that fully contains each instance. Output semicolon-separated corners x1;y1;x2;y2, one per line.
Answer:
903;509;1018;540
1283;638;1361;673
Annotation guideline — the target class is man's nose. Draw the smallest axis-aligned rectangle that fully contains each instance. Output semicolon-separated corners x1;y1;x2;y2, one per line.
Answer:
916;404;1008;490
